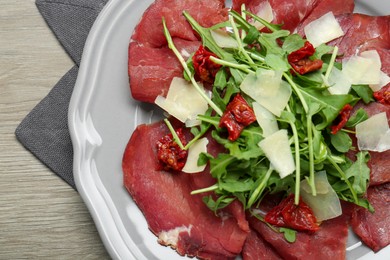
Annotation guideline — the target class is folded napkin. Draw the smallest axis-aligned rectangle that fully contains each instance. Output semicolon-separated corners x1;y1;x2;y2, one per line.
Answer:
15;0;108;189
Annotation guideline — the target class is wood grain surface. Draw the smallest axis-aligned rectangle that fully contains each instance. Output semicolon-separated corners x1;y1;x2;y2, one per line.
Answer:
0;1;110;259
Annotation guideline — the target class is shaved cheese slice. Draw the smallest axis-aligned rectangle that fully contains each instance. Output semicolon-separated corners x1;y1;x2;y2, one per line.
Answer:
342;50;381;86
182;138;209;173
304;12;344;47
252;102;279;137
240;69;291;117
211;29;238;48
356;112;390;152
251;1;274;30
327;67;352;95
300;171;342;222
258;129;295;178
155;77;208;125
370;71;390;92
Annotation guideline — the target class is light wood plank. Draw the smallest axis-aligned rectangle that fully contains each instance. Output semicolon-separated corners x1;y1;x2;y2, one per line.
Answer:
0;1;110;258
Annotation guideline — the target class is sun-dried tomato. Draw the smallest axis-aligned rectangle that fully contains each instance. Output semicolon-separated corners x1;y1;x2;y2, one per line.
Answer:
219;94;256;141
330;104;353;135
156;128;188;171
288;41;323;75
265;194;319;232
373;85;390;105
192;45;222;83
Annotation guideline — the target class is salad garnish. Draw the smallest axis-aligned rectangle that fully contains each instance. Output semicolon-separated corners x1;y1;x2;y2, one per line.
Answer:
155;5;387;234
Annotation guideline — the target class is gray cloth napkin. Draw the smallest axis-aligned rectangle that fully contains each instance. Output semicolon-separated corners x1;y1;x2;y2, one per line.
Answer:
15;0;109;189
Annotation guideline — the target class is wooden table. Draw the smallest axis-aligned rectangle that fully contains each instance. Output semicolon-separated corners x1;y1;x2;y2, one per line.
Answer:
0;1;110;258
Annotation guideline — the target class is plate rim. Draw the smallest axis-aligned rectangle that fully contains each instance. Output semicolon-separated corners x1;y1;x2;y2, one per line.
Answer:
68;1;390;259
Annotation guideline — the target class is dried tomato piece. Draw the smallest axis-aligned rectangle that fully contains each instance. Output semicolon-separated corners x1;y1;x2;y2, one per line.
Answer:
330;104;353;135
192;45;222;83
288;41;323;75
265;194;319;232
219;94;256;141
156;128;188;171
373;85;390;105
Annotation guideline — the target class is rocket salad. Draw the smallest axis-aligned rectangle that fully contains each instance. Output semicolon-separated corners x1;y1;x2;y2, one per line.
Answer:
156;6;377;236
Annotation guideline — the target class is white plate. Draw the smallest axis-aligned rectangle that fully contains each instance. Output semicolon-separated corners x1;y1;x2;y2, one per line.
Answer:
68;1;390;259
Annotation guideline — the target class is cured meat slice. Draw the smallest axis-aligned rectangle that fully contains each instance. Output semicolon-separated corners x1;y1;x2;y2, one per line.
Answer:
296;0;354;35
351;183;390;252
242;230;282;260
348;102;390;186
122;121;249;259
128;39;200;103
128;0;228;103
332;14;390;58
131;0;227;47
232;0;321;32
247;195;350;260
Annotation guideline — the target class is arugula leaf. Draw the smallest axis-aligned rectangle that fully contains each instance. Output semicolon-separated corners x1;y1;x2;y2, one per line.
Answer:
345;151;370;195
345;108;368;128
280;227;297;243
330;131;352;153
282;34;305;53
297;87;355;129
351;84;374;104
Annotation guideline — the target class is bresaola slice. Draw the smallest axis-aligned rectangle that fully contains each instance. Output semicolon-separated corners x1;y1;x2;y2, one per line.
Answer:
330;14;390;59
129;39;200;103
351;183;390;252
128;0;228;103
122;121;249;259
232;0;321;32
348;102;390;186
242;230;282;260
247;201;350;260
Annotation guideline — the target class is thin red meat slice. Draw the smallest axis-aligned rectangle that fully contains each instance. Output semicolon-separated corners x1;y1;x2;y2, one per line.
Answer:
131;0;227;48
242;230;282;260
128;0;228;103
296;0;354;35
247;195;350;260
347;102;390;186
351;183;390;252
128;39;200;103
122;121;249;259
232;0;321;32
331;14;390;58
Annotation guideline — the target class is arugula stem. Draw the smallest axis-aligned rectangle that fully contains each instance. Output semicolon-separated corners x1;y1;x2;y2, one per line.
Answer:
184;124;211;150
164;119;185;150
321;46;339;88
341;128;356;134
247;166;273;208
229;15;254;65
283;73;309;113
209;56;252;73
286;105;301;205
327;154;358;203
191;184;219;195
306;115;317;196
163;18;223;116
197;115;220;127
240;4;247;40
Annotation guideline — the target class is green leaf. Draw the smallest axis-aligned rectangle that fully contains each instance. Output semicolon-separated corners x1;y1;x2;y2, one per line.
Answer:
298;87;355;129
282;34;305;53
345;108;369;128
312;44;334;60
279;227;297;243
345;151;370;195
330;131;352;153
219;178;255;193
203;195;235;213
265;53;289;71
351;85;374;104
